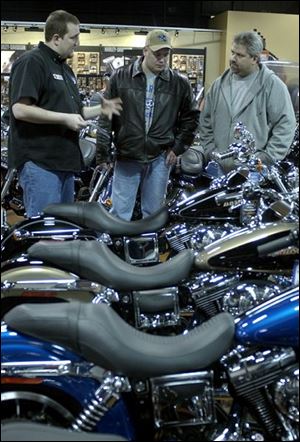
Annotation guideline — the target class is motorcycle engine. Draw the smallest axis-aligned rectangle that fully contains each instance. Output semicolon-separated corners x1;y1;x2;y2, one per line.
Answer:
273;366;299;426
165;222;238;252
222;281;282;316
185;273;282;318
222;346;299;440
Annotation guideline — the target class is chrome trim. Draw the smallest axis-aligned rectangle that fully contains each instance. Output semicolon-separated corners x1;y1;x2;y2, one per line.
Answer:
72;371;131;432
150;371;215;428
274;367;299;423
222;346;296;391
92;287;119;304
1;277;103;293
132;287;180;329
1;360;94;378
123;233;160;264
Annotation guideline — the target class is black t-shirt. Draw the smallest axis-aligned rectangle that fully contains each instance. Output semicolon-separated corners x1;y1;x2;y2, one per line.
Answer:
8;42;84;172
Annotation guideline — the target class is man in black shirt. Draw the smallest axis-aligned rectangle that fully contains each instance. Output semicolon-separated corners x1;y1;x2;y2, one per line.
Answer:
8;9;122;217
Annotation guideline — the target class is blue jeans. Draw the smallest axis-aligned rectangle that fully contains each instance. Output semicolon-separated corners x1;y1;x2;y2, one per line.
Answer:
19;161;74;217
111;154;172;220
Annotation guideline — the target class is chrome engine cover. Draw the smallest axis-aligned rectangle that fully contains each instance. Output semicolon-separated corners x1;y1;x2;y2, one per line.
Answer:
185;273;281;317
220;346;298;441
274;366;299;424
222;281;282;316
165;222;239;253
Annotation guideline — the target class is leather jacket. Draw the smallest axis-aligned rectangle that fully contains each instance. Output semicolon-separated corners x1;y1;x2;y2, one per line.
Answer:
96;58;200;163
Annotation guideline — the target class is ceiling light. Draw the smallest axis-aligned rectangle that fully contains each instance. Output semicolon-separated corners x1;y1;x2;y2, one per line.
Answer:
24;26;43;32
134;30;148;35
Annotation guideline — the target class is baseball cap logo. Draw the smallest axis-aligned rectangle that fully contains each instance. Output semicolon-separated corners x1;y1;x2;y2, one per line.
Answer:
158;34;167;42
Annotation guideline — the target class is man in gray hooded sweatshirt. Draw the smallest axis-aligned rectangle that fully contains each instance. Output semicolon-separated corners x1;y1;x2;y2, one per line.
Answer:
198;31;296;173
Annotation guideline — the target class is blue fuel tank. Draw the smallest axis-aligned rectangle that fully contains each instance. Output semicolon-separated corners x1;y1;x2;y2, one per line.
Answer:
235;286;299;347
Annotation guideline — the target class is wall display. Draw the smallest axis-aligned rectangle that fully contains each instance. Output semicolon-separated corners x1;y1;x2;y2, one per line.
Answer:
101;46;132;74
1;75;10;105
172;48;206;95
123;49;143;66
77;74;103;101
1;47;27;74
1;46;206;105
66;51;100;75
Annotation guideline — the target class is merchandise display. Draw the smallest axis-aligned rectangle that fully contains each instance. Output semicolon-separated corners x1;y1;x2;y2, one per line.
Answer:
172;49;206;93
77;74;103;102
1;75;9;106
67;51;100;74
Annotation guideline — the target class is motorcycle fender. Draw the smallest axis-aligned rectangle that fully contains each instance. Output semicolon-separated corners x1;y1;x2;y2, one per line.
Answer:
1;323;83;364
1;262;86;306
2;264;79;288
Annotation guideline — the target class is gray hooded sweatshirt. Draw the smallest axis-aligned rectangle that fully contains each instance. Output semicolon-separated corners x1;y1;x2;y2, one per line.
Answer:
199;63;296;171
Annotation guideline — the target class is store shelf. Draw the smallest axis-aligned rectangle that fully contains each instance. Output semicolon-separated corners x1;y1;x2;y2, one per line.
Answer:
172;48;206;94
67;51;100;75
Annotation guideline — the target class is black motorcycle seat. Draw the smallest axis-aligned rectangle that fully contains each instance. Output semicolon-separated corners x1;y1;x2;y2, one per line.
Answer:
43;202;169;236
180;145;204;175
1;421;128;441
4;302;235;377
28;240;195;290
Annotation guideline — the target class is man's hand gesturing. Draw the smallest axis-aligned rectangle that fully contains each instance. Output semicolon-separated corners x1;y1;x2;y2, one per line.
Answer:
101;97;123;120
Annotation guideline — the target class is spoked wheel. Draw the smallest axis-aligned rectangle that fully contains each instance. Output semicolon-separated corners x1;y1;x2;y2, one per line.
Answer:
1;389;76;427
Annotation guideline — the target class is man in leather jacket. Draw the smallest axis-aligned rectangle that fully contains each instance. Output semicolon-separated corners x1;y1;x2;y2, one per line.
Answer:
96;29;200;220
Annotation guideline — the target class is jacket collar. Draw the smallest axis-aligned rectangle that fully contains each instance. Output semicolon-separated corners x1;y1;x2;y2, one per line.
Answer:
132;57;170;81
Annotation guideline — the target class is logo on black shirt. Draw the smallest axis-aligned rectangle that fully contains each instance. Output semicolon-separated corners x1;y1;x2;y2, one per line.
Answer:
53;74;64;80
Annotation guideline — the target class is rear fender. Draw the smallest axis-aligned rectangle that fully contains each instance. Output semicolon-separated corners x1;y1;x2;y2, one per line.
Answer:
1;258;97;316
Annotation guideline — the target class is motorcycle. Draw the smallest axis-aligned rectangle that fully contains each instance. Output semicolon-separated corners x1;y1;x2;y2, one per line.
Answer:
1;216;298;333
1;125;298;331
1;146;298;266
2;272;299;441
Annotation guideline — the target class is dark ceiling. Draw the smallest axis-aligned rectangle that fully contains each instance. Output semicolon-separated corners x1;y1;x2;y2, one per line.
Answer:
1;1;299;28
